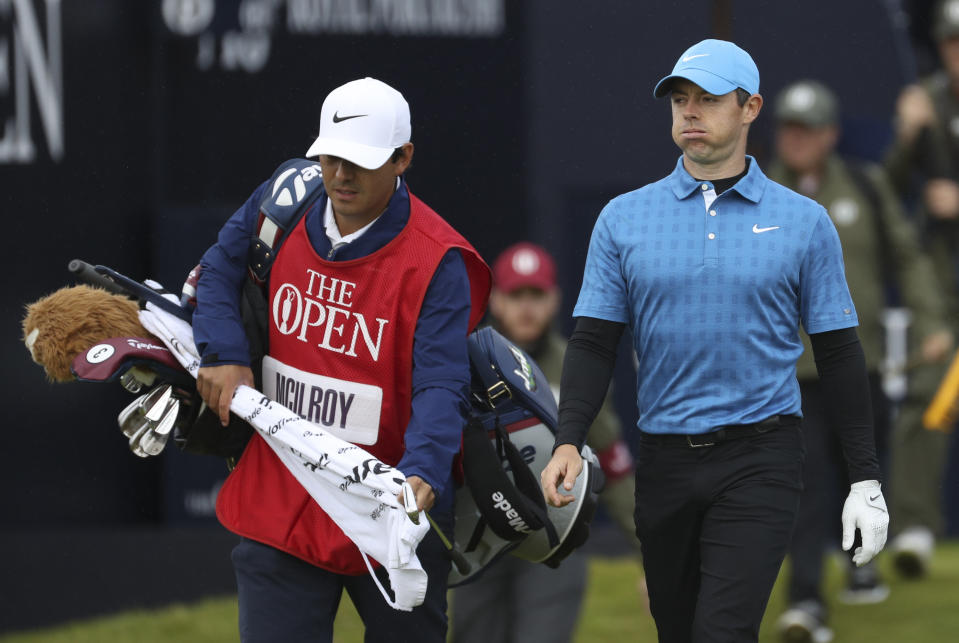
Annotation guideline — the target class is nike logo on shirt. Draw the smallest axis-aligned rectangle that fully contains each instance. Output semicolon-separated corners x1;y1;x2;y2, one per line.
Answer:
752;224;780;234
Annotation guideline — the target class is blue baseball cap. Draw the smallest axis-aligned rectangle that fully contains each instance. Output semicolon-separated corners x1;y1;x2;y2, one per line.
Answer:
653;39;759;98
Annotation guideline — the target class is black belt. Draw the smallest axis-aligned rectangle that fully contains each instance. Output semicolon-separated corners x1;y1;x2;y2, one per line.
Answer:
639;415;797;448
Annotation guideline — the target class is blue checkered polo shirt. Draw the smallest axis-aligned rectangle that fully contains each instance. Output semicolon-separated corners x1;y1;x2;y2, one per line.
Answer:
573;156;857;434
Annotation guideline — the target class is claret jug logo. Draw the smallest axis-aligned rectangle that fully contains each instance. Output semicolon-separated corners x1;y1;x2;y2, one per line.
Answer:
272;268;390;362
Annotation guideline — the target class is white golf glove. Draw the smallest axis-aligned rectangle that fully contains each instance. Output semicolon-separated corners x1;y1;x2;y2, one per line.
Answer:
841;479;889;566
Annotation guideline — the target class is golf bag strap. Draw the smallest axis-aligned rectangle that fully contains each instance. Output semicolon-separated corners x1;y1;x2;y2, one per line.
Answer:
468;337;512;409
462;417;559;547
496;422;559;548
249;159;326;284
845;161;899;299
464;515;487;553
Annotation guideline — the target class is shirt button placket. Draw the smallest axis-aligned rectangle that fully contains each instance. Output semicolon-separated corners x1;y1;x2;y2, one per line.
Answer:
702;186;720;265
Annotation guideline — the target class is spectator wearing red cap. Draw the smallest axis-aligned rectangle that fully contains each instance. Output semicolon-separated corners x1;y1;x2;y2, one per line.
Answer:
451;242;643;643
489;242;560;346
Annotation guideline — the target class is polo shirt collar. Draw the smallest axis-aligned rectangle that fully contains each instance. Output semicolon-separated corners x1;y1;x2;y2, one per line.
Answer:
667;154;766;203
323;176;402;248
308;176;410;261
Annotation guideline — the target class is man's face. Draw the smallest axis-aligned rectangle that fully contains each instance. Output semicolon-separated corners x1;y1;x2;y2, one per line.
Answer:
775;122;838;174
489;286;560;347
318;143;413;222
669;79;756;167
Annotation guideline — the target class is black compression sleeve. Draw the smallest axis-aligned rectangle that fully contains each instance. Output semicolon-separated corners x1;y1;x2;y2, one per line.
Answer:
554;316;626;451
809;327;882;483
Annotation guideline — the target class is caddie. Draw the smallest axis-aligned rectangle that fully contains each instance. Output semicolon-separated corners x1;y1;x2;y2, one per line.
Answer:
192;77;491;642
540;40;890;643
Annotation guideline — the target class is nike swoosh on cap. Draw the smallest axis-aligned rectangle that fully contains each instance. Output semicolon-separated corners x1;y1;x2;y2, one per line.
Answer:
682;53;711;62
332;111;367;123
752;224;780;234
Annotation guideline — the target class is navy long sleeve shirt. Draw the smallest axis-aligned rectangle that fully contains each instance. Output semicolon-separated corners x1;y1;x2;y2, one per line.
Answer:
193;175;472;514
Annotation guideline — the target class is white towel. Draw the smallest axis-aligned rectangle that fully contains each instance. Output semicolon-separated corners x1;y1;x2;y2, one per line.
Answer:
139;296;430;611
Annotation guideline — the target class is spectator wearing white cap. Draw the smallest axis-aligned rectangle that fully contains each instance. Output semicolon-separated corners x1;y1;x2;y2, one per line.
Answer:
540;39;889;642
193;77;492;642
451;242;642;643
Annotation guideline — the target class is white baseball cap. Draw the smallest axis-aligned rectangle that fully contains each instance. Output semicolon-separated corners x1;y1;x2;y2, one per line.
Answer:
305;77;411;170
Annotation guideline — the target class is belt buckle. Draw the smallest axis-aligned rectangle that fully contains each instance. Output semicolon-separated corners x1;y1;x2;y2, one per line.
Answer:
686;435;715;448
756;416;778;433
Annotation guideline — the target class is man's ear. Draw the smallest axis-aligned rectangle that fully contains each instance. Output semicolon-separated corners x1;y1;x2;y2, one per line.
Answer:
394;142;414;175
545;288;561;318
825;125;840;149
743;93;763;124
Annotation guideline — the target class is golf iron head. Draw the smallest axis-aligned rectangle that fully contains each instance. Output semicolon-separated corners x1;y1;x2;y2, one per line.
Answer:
118;394;149;438
135;397;180;456
117;384;179;457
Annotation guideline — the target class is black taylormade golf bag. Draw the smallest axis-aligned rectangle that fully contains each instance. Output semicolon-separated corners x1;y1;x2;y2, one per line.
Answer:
450;326;604;586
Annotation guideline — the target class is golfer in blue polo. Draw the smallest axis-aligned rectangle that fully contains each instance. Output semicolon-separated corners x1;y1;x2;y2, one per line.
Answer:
541;39;890;642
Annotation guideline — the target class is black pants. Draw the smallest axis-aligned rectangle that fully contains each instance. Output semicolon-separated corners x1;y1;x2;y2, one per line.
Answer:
787;374;890;605
635;419;804;643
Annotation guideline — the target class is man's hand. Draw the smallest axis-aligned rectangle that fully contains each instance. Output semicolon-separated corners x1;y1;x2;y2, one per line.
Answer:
923;178;959;220
196;364;254;426
540;444;583;507
895;84;937;145
841;480;889;566
397;475;435;513
921;329;954;364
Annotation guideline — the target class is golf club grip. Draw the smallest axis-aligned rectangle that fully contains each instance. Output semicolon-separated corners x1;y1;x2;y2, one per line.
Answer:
423;511;472;575
449;549;472;576
68;259;127;296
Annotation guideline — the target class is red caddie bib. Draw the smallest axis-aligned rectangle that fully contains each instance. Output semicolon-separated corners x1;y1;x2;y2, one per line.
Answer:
215;191;490;574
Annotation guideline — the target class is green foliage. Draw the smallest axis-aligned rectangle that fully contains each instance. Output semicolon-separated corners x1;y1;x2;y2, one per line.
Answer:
3;542;958;643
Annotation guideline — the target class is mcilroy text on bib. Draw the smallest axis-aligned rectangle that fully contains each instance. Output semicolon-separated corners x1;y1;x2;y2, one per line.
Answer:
263;355;382;445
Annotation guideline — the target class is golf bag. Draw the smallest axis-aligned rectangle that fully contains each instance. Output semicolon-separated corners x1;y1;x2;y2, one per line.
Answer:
451;326;604;585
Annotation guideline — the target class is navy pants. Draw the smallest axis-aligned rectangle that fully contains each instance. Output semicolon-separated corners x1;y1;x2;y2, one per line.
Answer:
231;516;453;643
635;419;804;643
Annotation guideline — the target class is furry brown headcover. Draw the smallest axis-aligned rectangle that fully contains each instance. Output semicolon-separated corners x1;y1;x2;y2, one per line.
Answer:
23;285;155;382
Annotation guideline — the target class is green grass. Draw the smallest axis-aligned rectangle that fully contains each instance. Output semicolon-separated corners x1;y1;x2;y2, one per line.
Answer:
4;542;959;642
576;544;959;642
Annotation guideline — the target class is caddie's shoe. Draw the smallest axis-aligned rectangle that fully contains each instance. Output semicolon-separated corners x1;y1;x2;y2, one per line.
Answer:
889;526;934;579
777;600;834;643
838;559;890;605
